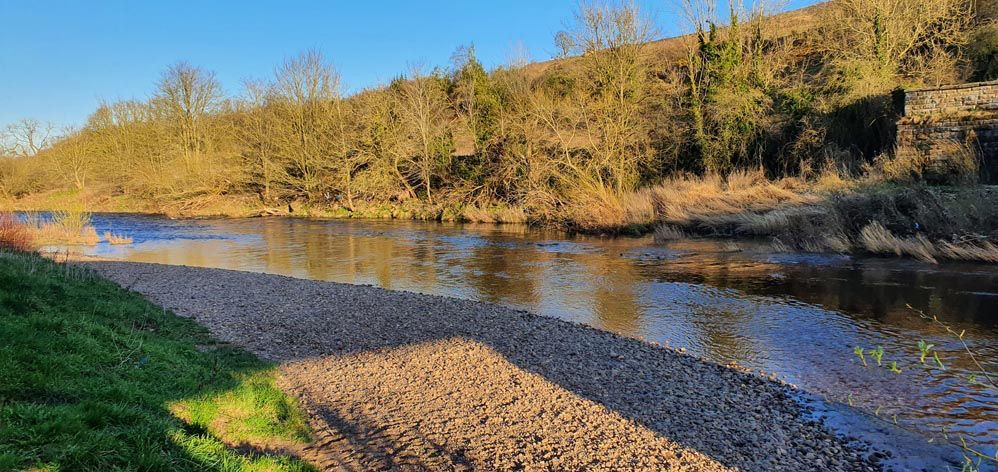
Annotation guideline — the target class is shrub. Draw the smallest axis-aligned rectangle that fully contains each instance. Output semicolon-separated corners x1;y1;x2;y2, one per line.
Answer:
967;23;998;81
883;139;979;185
0;213;34;252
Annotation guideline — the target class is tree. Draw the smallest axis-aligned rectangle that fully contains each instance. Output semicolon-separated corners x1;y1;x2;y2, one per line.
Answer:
236;80;280;202
49;128;96;190
564;1;655;193
392;67;454;204
155;62;222;163
679;0;769;173
834;0;974;83
554;31;575;58
270;50;342;203
2;119;54;156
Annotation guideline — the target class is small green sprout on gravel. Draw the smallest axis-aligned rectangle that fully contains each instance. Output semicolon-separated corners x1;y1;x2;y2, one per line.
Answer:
868;346;884;367
853;346;867;367
917;340;934;364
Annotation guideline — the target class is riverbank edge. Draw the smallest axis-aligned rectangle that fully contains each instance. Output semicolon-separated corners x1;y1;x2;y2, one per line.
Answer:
11;183;998;262
77;259;975;470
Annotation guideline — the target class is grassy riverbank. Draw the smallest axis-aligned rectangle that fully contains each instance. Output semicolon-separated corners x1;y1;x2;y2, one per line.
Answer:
642;172;998;263
9;172;998;264
0;251;314;471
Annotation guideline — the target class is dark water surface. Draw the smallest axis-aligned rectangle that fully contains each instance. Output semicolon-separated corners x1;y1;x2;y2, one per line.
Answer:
68;214;997;456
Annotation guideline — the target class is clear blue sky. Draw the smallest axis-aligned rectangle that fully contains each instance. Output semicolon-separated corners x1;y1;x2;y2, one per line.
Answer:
0;0;816;130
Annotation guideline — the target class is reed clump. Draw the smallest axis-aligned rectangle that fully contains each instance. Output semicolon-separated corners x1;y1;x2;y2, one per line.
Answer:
0;212;35;252
25;210;100;246
103;231;134;245
645;168;998;263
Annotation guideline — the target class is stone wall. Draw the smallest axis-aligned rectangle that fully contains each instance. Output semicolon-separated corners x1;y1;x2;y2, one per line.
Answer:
897;81;998;183
904;81;998;115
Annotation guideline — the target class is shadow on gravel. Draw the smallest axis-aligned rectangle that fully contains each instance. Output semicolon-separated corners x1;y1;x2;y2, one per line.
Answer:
85;261;965;471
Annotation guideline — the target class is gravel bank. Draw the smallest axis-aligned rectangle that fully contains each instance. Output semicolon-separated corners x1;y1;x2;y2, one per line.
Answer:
86;261;881;471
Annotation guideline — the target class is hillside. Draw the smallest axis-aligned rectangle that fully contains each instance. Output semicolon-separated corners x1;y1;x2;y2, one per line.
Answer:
523;1;837;78
1;0;995;239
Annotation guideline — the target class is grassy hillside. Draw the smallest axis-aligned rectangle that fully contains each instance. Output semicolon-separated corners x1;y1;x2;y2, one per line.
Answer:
1;0;995;234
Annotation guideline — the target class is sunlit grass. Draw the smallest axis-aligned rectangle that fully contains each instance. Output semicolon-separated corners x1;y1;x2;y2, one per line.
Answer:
0;250;314;471
170;369;311;447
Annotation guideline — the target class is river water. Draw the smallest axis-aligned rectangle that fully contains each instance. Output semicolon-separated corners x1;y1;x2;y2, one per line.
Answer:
67;213;997;456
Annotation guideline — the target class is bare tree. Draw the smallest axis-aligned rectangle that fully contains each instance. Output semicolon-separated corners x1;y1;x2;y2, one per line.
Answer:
3;119;54;156
393;66;454;204
270;50;341;202
155;62;222;162
50;127;95;189
237;80;281;202
834;0;974;81
554;31;576;58
565;1;656;193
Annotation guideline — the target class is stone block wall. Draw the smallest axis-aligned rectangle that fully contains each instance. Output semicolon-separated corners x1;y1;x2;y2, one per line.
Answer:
897;81;998;183
904;81;998;115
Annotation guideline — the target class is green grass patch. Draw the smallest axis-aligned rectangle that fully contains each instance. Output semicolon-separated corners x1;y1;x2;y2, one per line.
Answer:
0;251;314;471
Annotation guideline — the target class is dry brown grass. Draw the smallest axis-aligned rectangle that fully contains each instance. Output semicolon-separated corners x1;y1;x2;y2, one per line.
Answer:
26;211;100;246
640;168;998;263
461;204;528;224
648;170;819;227
882;139;979;184
571;168;849;234
558;186;656;232
859;222;939;262
103;231;134;245
0;213;35;252
653;225;688;243
860;222;998;263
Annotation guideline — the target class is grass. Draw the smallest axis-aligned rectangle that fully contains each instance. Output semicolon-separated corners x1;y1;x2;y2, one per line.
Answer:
883;138;980;185
637;168;998;263
28;210;101;246
0;251;315;471
2;210;132;247
0;213;33;252
648;170;820;227
461;204;528;224
103;231;134;245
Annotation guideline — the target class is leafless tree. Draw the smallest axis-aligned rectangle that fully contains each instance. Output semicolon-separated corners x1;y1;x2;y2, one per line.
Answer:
393;66;454;204
834;0;974;81
155;62;222;162
270;50;342;202
3;119;54;156
554;31;576;58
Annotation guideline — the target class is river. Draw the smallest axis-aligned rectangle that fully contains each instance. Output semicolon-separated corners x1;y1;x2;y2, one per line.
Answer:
63;213;997;457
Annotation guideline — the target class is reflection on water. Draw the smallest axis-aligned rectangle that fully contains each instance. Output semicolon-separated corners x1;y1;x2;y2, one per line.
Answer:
74;214;997;453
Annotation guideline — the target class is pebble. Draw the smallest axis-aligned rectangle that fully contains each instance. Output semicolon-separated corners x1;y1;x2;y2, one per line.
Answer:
86;261;881;471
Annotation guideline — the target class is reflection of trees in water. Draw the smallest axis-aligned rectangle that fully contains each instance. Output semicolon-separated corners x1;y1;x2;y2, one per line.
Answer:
261;218;296;273
573;252;644;338
370;237;397;289
464;246;543;307
637;250;997;330
303;224;338;281
250;219;442;291
686;305;759;365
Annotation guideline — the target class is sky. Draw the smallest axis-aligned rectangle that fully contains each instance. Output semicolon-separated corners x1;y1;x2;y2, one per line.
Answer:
0;0;817;131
